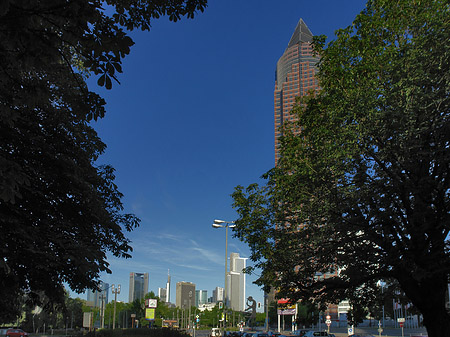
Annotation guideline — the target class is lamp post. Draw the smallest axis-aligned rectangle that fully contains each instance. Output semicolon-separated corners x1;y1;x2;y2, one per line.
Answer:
111;284;121;329
212;219;236;337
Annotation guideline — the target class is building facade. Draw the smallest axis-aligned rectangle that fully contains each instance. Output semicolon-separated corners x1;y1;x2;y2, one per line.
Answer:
228;252;247;311
274;18;320;164
195;290;208;307
129;272;149;303
158;287;167;302
176;281;196;309
212;287;224;303
86;281;109;308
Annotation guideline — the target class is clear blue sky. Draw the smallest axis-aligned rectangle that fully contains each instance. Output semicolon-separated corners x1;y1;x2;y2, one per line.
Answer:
73;0;367;309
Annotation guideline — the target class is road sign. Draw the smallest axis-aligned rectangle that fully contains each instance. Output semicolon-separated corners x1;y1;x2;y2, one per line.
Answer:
348;327;353;336
397;318;405;322
399;322;404;328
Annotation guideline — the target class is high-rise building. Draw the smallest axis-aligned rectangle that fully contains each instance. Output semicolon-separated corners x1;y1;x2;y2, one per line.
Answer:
195;290;208;307
86;281;109;307
158;287;167;302
212;287;224;303
166;270;171;303
274;18;320;163
176;281;196;309
129;272;149;303
229;252;247;311
272;20;339;319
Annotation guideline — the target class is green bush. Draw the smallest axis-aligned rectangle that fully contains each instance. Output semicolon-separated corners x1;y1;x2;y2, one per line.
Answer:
92;328;190;337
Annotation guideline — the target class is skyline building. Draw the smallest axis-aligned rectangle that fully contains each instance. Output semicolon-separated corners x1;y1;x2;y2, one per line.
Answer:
176;281;196;309
228;252;247;311
86;281;109;308
212;287;224;303
195;289;208;307
272;19;340;320
129;272;149;303
274;18;320;164
158;287;167;302
166;270;171;303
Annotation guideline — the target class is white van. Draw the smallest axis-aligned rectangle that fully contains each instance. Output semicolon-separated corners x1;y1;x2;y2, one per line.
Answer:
211;328;222;337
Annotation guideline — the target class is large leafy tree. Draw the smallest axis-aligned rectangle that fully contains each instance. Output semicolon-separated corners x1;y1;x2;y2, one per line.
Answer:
232;0;450;336
0;0;206;323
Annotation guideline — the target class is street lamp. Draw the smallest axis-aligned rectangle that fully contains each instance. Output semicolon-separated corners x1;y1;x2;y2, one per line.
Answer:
111;284;121;329
212;219;236;336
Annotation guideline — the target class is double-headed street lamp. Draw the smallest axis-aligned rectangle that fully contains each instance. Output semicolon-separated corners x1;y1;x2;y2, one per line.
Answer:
212;219;236;336
111;284;121;329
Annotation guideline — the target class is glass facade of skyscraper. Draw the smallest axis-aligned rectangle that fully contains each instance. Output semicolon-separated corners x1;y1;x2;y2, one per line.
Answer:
274;19;320;164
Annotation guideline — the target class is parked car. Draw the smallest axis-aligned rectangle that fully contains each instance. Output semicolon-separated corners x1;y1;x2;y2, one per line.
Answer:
253;333;269;337
293;330;310;337
211;328;221;337
6;330;28;337
303;332;328;337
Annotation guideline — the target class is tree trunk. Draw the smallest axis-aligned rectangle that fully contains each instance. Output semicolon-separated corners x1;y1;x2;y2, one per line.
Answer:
421;308;450;337
400;272;450;337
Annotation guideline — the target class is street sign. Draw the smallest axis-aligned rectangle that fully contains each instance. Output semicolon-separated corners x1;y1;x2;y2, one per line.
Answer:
348;327;353;336
399;322;404;328
397;318;405;322
146;299;157;308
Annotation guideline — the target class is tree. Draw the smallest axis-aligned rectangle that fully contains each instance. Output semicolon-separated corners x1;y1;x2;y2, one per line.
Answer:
0;0;207;323
295;301;320;328
232;0;450;336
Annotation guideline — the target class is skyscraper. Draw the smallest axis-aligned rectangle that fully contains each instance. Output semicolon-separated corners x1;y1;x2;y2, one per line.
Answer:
86;281;109;307
229;252;247;311
128;272;149;303
212;287;224;303
158;287;167;302
274;18;320;163
195;290;208;307
166;270;171;303
176;281;196;309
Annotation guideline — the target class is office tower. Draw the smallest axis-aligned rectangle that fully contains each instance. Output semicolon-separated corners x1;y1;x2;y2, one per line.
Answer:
158;287;167;302
166;270;171;303
195;290;208;307
212;287;224;303
128;272;149;303
86;281;109;307
274;18;320;163
229;252;247;311
176;281;196;308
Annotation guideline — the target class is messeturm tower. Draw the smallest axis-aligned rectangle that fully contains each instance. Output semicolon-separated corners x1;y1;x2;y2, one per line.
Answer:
274;19;320;163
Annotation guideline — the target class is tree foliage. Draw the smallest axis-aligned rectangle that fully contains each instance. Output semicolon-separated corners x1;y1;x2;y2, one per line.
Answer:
0;0;207;323
232;0;450;336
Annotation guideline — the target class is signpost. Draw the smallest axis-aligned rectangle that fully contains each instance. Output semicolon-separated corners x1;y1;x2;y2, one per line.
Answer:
325;315;331;333
348;326;354;336
398;318;405;337
378;320;383;337
145;299;158;328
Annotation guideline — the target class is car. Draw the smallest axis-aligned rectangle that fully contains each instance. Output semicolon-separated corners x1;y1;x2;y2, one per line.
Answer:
293;330;310;337
211;328;221;337
253;333;269;337
303;332;328;337
6;330;28;337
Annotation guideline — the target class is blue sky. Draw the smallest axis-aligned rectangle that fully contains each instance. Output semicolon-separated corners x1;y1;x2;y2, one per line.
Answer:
73;0;366;309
